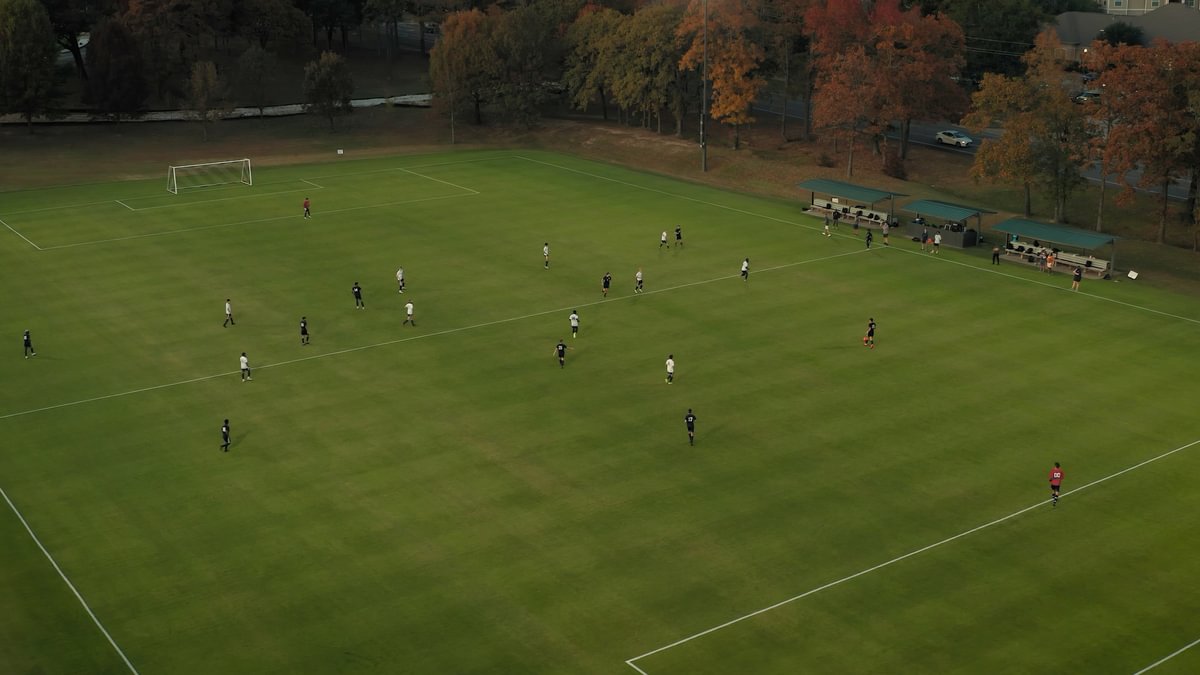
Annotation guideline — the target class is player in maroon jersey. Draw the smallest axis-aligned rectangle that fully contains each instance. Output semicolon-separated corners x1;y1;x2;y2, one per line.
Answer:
1049;462;1064;507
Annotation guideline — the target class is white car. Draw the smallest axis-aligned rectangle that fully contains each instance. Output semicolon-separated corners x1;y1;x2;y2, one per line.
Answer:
936;130;973;147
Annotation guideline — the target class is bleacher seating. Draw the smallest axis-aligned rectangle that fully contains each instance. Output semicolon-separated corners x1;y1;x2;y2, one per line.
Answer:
809;199;889;225
1004;242;1109;276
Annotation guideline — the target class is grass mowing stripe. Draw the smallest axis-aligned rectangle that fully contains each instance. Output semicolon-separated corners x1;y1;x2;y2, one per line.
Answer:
35;191;478;251
891;246;1200;326
1;485;139;675
1132;636;1200;674
515;155;826;235
0;216;40;250
0;248;868;422
626;435;1200;671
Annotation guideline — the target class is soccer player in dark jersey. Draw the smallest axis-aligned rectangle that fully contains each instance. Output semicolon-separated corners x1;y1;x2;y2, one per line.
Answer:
300;316;309;345
684;409;697;446
1049;462;1063;507
864;318;876;349
22;330;35;358
865;230;873;249
675;225;683;247
553;339;567;368
602;272;612;297
221;419;231;452
352;282;365;309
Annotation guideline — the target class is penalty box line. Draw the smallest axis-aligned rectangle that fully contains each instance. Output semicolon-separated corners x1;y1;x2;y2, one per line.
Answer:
1;485;140;674
1132;635;1200;674
625;436;1200;673
0;248;868;423
35;192;477;252
0;215;41;251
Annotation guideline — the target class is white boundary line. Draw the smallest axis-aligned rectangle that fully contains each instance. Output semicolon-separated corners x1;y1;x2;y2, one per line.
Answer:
892;247;1200;326
400;167;480;195
114;200;135;212
1132;636;1200;674
1;485;139;674
35;192;476;251
0;216;41;250
626;436;1200;672
300;178;324;190
126;185;320;212
0;249;866;422
0;155;512;218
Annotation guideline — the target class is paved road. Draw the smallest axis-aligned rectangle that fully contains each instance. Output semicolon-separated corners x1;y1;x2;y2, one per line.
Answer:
753;94;1190;201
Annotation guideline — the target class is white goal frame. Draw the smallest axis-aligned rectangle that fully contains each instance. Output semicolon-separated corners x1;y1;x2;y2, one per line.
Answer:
167;159;253;194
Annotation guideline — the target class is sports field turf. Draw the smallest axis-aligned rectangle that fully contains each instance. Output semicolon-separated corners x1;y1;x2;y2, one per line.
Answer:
2;149;1198;674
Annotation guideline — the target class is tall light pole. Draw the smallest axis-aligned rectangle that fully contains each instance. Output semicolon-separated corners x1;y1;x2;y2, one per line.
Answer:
700;0;708;172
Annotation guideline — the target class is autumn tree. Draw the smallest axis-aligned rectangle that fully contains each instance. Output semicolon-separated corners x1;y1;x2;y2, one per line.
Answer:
1079;41;1136;232
1091;39;1199;244
607;3;683;133
757;0;813;141
564;4;624;121
0;0;60;131
189;60;224;140
304;50;354;130
962;30;1087;222
430;8;498;127
85;17;149;120
811;46;883;177
874;10;968;159
678;0;765;150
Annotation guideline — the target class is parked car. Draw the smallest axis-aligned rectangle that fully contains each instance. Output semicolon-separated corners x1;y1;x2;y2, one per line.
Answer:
1081;71;1099;82
935;130;973;147
1074;90;1101;104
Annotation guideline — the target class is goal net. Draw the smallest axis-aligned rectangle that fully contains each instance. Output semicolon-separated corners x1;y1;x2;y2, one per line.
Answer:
167;159;253;194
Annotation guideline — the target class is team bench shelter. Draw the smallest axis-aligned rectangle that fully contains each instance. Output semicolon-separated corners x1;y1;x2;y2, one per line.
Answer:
992;218;1118;278
900;199;993;249
798;178;902;230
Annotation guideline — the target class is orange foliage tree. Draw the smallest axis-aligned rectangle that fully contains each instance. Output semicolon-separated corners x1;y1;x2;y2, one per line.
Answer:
677;0;765;150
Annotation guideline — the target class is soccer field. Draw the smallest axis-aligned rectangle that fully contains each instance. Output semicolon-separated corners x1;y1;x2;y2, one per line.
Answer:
2;149;1198;674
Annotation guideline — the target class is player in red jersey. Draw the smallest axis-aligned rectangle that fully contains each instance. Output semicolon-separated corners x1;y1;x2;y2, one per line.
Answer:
1048;462;1063;507
302;197;311;219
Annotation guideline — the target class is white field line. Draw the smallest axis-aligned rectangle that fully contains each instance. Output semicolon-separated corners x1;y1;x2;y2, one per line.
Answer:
626;436;1200;671
0;155;511;217
892;247;1200;326
300;178;324;189
0;249;866;422
114;200;135;211
35;192;476;251
520;155;1200;327
1132;636;1200;674
399;167;480;195
0;216;41;250
125;185;321;211
1;485;139;674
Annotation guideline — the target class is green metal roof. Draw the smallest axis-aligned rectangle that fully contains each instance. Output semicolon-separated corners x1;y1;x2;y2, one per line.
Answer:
901;199;994;222
991;218;1117;250
797;179;902;204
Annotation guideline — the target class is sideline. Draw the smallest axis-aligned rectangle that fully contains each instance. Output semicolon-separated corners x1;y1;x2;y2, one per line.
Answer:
1132;636;1200;674
1;485;140;674
625;436;1200;673
0;249;867;422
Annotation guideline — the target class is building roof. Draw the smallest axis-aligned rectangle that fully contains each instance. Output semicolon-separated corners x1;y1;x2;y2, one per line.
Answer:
901;199;994;222
1054;5;1200;47
796;179;903;204
992;218;1117;250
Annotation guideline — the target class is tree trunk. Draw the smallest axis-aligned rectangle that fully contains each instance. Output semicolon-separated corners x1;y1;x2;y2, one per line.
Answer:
1158;178;1170;244
846;135;855;177
803;71;814;139
598;86;607;121
733;123;740;150
62;37;88;82
900;118;911;160
1186;170;1198;225
1096;168;1107;232
780;48;789;141
473;94;482;125
1023;183;1031;217
326;26;334;50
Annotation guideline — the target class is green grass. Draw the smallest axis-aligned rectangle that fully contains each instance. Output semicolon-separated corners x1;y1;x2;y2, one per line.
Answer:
2;149;1199;674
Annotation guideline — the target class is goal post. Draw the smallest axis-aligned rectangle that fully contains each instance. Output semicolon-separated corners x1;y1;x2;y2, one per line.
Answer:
167;159;253;194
